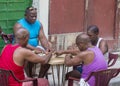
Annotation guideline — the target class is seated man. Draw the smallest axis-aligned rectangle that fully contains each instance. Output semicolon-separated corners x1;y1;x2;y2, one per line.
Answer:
13;6;51;77
64;33;107;86
56;25;108;73
87;25;108;55
0;28;53;86
56;25;108;55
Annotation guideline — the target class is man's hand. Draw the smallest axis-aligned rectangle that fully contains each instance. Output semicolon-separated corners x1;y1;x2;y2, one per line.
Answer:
34;47;45;54
67;44;77;50
45;48;55;55
55;50;64;56
65;54;73;58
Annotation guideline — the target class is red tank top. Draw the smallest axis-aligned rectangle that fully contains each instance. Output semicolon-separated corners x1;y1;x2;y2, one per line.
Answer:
0;44;25;86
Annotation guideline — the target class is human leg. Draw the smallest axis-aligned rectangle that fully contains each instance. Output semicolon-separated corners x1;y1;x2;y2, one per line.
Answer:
26;62;34;77
38;64;50;78
74;65;83;73
24;61;37;77
65;70;81;80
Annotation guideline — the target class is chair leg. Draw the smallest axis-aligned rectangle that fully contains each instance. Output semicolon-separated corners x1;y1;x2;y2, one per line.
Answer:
68;78;73;86
33;79;38;86
38;64;50;78
24;62;34;77
45;74;48;79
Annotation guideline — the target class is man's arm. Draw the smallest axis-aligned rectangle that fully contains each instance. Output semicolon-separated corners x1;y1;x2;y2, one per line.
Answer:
13;23;23;34
99;39;108;54
14;47;53;65
39;24;51;51
14;23;42;51
55;49;79;56
64;51;94;67
55;44;79;56
24;49;53;64
64;53;83;67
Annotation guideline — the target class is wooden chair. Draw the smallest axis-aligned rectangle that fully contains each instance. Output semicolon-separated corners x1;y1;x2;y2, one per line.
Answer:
108;53;118;67
0;68;38;86
68;68;120;86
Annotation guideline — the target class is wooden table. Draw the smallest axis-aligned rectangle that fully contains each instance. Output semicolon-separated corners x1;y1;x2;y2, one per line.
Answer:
48;54;68;86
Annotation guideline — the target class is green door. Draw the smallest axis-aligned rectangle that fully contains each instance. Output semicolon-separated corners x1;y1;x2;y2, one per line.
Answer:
0;0;32;51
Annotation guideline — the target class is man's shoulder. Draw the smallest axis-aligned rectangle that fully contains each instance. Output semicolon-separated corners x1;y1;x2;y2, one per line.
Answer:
85;50;94;55
99;37;107;45
14;47;33;58
17;18;26;26
79;50;94;57
17;18;25;22
78;50;94;63
35;20;41;25
99;37;107;42
15;47;28;53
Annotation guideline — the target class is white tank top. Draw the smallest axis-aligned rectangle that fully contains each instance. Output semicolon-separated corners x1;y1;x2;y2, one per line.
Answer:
96;37;108;60
96;38;103;47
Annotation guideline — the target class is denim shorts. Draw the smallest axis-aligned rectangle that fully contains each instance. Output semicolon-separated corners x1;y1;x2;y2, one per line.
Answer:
75;66;83;73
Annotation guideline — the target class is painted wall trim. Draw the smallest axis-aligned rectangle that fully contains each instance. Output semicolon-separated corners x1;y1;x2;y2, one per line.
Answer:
33;0;49;38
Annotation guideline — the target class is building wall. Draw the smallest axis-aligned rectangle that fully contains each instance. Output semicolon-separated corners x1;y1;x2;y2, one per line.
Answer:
115;0;120;50
33;0;120;50
32;0;83;50
32;0;49;38
0;0;32;51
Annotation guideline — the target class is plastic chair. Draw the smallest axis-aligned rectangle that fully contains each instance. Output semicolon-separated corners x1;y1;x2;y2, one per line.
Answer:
0;28;13;44
1;33;14;44
0;68;38;86
108;53;118;67
68;68;120;86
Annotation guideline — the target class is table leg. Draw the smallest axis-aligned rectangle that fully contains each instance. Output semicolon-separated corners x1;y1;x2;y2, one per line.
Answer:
56;65;60;86
62;65;68;86
50;64;69;86
51;66;56;86
62;64;65;84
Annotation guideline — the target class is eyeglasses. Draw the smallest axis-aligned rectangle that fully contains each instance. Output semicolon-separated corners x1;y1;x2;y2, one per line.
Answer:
28;7;37;11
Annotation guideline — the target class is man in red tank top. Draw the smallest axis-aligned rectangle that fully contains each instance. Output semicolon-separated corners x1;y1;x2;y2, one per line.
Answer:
0;28;53;86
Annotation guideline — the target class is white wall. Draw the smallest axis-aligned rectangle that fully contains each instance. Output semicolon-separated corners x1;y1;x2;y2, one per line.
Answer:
32;0;49;38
